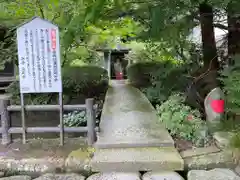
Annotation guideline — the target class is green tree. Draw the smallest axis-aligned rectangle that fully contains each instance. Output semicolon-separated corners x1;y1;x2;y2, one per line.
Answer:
0;0;141;67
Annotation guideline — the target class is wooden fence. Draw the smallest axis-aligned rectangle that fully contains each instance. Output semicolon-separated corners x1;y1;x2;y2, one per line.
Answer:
0;94;97;146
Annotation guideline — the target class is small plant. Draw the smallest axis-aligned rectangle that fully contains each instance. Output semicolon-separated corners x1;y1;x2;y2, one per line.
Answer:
63;107;101;127
156;93;209;146
63;111;87;127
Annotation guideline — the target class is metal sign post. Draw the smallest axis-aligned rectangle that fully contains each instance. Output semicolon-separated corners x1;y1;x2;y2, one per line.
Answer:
16;17;64;145
59;92;64;145
20;93;26;144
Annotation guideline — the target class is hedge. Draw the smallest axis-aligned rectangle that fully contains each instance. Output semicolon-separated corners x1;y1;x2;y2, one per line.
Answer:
127;62;163;87
7;65;109;105
127;61;188;105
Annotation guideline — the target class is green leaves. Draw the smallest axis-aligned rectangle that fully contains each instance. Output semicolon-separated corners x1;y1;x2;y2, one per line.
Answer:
156;93;208;145
63;110;87;127
84;0;107;23
127;57;190;106
6;66;109;105
220;55;240;114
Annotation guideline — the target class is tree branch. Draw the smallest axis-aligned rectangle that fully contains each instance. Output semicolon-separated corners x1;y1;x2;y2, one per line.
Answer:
175;45;188;61
36;0;45;19
194;14;228;30
51;12;60;22
134;15;151;27
213;23;228;30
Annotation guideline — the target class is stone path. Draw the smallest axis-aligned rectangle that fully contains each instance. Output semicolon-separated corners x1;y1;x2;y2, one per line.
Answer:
94;82;174;148
91;80;183;172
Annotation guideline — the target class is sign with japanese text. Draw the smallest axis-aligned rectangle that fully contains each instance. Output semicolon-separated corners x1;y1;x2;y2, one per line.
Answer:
16;17;62;93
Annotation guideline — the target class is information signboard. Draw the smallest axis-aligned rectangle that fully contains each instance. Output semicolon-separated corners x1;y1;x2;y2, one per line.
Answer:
16;17;64;145
16;17;62;93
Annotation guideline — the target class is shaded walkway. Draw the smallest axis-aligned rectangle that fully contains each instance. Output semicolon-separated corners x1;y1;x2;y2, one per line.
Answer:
91;80;183;172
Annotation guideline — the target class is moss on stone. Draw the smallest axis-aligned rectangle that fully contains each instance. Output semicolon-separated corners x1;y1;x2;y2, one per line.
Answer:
67;147;95;159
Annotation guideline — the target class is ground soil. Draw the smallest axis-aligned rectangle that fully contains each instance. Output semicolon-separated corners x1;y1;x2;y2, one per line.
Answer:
174;137;194;152
0;137;87;159
174;136;216;152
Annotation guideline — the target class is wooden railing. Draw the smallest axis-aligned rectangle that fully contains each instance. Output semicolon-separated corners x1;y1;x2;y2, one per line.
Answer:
0;95;97;146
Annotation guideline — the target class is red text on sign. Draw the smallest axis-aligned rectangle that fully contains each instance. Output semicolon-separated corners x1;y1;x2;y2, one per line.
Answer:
51;29;56;50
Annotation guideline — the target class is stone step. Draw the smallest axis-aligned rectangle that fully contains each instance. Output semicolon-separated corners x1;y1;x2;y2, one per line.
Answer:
109;80;127;86
94;135;174;149
90;147;184;172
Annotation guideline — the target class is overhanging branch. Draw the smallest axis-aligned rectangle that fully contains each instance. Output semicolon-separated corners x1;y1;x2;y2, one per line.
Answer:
36;0;45;19
213;23;228;30
194;14;228;30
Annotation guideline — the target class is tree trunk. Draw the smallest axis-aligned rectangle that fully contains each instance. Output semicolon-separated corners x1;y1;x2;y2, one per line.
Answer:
228;1;240;64
199;3;219;70
185;3;219;114
0;26;7;42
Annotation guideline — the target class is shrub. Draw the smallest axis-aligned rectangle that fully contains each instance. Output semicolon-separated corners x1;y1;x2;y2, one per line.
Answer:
63;111;87;127
156;93;209;146
219;56;240;114
6;65;109;105
217;55;240;150
63;102;102;127
62;65;108;98
127;61;189;105
127;62;160;87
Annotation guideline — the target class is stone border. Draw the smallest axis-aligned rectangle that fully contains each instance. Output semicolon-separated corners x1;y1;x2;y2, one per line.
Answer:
0;157;65;174
2;169;240;180
213;131;233;149
181;146;237;170
0;148;94;175
180;146;221;158
0;146;237;174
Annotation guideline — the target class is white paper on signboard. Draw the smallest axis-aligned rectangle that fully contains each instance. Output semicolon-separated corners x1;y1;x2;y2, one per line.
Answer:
16;17;62;93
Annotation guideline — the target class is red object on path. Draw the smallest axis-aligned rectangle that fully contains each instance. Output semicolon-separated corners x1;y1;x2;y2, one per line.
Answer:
210;99;224;113
116;72;123;80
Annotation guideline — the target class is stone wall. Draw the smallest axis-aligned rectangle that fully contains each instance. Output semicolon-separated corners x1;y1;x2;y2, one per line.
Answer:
1;169;240;180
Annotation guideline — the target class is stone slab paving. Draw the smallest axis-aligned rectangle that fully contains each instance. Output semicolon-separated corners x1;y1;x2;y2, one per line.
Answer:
142;171;184;180
213;131;233;149
0;176;31;180
90;147;184;172
33;173;85;180
1;169;240;180
95;83;174;149
87;172;140;180
188;168;240;180
110;80;128;86
183;150;236;170
180;146;221;158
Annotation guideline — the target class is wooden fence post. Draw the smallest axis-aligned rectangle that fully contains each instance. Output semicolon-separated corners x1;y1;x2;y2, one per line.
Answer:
86;98;96;146
93;108;97;141
0;95;11;145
